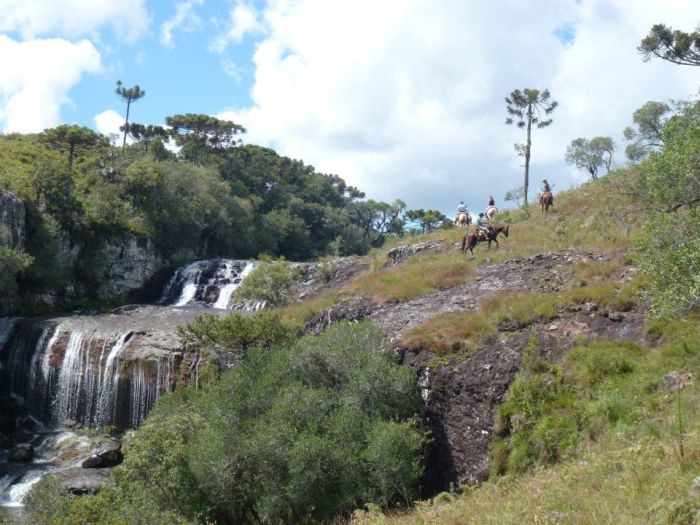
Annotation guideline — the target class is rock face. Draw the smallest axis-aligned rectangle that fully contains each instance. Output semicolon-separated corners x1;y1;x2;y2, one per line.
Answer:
93;234;163;301
303;249;647;490
0;190;26;250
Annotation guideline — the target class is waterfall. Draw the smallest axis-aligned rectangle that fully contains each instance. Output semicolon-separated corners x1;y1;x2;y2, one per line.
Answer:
0;321;179;429
159;259;256;309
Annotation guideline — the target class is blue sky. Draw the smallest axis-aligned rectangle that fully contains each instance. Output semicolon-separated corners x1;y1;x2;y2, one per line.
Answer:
0;1;698;216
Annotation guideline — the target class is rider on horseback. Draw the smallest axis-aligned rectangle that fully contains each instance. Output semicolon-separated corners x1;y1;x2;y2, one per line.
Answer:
485;196;497;219
476;212;489;239
455;201;468;222
542;179;551;193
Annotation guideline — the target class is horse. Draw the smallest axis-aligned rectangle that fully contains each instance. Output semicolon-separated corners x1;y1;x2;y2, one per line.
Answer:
539;191;553;220
461;224;509;255
455;213;471;227
485;206;498;220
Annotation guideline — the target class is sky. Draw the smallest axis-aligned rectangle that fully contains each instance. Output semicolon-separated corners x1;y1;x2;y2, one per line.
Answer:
0;0;698;218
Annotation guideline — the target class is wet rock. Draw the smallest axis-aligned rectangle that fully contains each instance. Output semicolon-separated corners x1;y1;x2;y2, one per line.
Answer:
82;441;123;468
0;433;13;449
9;444;33;462
55;467;111;495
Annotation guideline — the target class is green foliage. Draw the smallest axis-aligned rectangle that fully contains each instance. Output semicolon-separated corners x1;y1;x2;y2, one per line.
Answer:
79;322;426;524
166;113;246;164
504;186;525;207
178;310;299;359
623;100;671;160
635;106;700;317
234;259;300;306
41;124;104;171
565;136;615;180
493;339;644;475
639;23;700;66
0;245;33;295
24;476;73;525
404;209;448;233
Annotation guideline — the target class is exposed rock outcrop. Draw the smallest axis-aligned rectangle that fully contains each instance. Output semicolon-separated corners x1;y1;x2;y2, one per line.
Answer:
0;190;26;250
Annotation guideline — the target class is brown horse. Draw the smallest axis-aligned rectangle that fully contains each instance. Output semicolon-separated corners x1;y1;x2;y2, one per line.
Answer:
455;213;471;227
539;191;553;219
461;224;509;255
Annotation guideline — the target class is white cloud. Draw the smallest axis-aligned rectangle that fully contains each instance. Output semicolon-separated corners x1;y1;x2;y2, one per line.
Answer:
210;1;263;53
94;109;125;139
0;0;150;42
223;0;700;214
160;0;204;48
0;36;101;133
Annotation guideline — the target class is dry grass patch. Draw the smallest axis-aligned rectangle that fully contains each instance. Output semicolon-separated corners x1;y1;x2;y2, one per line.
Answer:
278;290;341;328
344;252;473;304
400;311;496;356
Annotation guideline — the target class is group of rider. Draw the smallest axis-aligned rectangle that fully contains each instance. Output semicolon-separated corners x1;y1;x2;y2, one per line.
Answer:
456;179;551;237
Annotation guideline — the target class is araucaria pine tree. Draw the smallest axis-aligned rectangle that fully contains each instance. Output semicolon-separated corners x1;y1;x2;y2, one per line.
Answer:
505;88;558;204
115;81;146;147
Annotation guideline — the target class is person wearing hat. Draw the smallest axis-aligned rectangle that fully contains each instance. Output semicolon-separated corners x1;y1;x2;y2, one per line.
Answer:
542;179;551;193
475;211;489;238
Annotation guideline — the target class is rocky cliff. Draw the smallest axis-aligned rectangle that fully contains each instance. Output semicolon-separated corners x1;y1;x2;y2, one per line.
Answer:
0;190;25;250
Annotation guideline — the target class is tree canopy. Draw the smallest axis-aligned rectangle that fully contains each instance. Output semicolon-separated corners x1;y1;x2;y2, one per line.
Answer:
565;137;614;180
115;81;146;147
639;23;700;66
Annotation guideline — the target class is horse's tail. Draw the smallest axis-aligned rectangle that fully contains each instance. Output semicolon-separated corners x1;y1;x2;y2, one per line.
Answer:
461;234;467;253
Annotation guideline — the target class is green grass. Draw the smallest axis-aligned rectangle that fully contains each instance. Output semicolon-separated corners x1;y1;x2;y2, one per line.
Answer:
400;281;639;360
343;251;473;304
356;318;700;525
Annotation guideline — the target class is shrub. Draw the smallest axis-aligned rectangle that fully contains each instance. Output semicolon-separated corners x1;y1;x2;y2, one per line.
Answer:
74;322;427;524
178;310;299;359
0;245;33;296
234;259;300;306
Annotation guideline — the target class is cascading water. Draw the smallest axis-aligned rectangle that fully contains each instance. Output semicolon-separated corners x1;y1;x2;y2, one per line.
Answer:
159;258;260;309
0;256;269;506
1;321;178;429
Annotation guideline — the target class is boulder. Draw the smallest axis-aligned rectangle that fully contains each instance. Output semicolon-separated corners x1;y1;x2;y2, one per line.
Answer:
81;440;122;468
386;241;442;266
9;444;33;462
55;467;111;495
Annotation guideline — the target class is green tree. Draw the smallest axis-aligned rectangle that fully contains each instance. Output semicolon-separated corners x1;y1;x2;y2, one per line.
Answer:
166;114;246;164
125;123;169;153
179;311;299;360
115;80;146;147
623;101;671;160
504;186;525;207
233;259;300;307
0;245;33;297
639;23;700;66
505;88;558;204
565;137;615;180
349;199;406;246
42;124;102;171
405;209;448;233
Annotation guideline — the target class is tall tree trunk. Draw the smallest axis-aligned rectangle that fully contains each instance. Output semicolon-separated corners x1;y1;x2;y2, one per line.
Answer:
524;105;532;205
122;99;132;148
68;142;75;172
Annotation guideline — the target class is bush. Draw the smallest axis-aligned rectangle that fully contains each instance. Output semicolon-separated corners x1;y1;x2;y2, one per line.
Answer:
234;259;300;306
109;321;427;524
24;476;73;525
178;310;299;359
0;245;33;295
